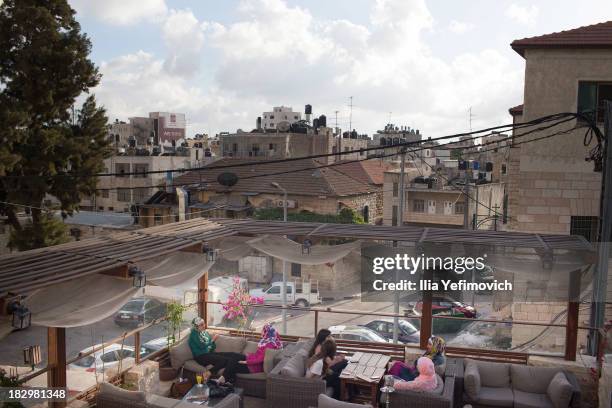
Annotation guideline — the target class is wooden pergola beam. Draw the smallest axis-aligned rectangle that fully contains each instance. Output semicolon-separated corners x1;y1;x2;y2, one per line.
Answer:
47;327;66;408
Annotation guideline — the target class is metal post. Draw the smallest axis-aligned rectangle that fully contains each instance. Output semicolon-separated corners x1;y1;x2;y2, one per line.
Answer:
589;100;612;355
464;167;470;229
134;331;141;365
198;272;208;326
393;149;407;344
281;189;288;335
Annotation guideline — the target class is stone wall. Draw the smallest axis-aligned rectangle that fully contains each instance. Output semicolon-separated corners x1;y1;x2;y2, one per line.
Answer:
600;361;612;408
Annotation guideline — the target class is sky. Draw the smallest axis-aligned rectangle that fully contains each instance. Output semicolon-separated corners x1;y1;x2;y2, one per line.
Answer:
69;0;612;139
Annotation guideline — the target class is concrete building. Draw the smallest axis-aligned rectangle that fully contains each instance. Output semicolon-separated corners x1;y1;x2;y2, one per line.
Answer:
261;106;302;130
107;112;187;151
80;150;215;213
382;163;505;230
368;124;422;159
139;158;390;228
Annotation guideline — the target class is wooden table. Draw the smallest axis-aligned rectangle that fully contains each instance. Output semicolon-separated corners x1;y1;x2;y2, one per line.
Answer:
340;352;390;408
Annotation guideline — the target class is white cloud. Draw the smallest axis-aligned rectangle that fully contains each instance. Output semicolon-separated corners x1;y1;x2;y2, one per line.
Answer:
448;20;474;34
71;0;168;25
91;0;524;138
505;4;539;26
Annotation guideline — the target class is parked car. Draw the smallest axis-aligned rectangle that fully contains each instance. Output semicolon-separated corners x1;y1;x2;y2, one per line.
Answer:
69;344;136;372
410;296;477;318
113;297;167;327
328;325;390;343
140;336;169;357
362;318;420;344
249;280;321;307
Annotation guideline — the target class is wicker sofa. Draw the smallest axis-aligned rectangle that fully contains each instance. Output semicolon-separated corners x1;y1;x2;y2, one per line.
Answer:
168;334;283;398
95;382;240;408
383;373;456;408
456;358;581;408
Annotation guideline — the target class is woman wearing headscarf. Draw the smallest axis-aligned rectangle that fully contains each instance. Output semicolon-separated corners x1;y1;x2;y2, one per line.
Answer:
306;338;343;399
242;323;283;373
393;357;438;392
188;317;249;384
389;336;446;381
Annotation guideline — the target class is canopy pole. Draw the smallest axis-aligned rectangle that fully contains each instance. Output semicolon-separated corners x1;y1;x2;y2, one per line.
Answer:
47;327;66;408
199;272;208;327
565;269;581;361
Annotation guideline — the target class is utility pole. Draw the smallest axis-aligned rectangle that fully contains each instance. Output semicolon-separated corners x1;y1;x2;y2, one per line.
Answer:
588;100;612;355
271;182;289;335
393;148;407;344
335;110;340;159
463;165;470;229
348;96;353;133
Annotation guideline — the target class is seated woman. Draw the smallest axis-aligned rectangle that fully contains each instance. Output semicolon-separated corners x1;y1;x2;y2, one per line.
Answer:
242;323;283;373
389;336;446;381
306;338;343;399
188;317;249;384
309;329;346;369
393;357;438;392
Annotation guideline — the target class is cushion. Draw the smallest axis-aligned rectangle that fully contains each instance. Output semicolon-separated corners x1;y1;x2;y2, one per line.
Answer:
183;359;209;373
434;360;446;377
280;353;306;378
243;341;259;355
169;338;193;370
477;386;514;407
318;393;372;408
464;361;481;400
264;348;283;373
99;382;146;402
511;364;561;394
546;372;573;408
514;390;554;408
236;372;266;380
146;394;181;408
214;335;246;353
431;374;444;395
467;359;511;388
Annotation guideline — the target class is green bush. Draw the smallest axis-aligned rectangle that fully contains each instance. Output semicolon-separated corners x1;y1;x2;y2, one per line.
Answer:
253;207;365;224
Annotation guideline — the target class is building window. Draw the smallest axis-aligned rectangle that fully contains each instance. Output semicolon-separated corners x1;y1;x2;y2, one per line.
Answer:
291;263;301;277
115;163;130;177
270;123;274;127
117;188;130;202
578;81;612;123
270;115;274;119
294;116;298;120
392;182;399;197
570;216;599;242
413;199;425;213
392;205;398;226
269;143;277;150
154;212;163;226
501;164;507;175
101;189;109;198
455;201;465;214
133;188;150;203
133;164;148;178
362;205;369;223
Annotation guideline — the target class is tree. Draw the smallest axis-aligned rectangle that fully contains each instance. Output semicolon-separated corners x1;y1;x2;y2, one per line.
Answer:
0;0;110;250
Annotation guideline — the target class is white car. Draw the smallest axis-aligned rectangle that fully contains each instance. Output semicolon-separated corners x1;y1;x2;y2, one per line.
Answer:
69;343;137;372
328;325;391;343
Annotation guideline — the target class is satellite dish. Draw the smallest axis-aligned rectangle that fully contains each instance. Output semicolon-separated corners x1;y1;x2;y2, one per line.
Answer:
217;172;238;187
277;121;290;132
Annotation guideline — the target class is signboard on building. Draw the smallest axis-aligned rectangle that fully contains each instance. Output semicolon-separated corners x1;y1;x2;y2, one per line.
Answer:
149;112;186;145
275;199;297;208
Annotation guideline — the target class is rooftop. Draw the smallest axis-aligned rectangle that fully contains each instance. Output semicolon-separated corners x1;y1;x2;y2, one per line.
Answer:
511;20;612;56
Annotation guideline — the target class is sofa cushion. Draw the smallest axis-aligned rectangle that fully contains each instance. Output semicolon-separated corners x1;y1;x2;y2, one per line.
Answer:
318;393;372;408
280;353;306;378
243;341;259;355
236;372;267;380
431;374;444;395
546;372;573;408
477;386;514;407
264;348;282;373
511;364;561;394
464;361;481;400
146;394;181;408
467;359;510;388
169;338;193;370
183;359;209;373
215;335;246;353
514;390;554;408
99;382;146;403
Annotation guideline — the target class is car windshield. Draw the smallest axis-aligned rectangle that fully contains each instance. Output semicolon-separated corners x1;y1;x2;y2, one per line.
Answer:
398;320;417;335
363;331;386;343
73;355;95;368
452;301;464;307
121;301;144;312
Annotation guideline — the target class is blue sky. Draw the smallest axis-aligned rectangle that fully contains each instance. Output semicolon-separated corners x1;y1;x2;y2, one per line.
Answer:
70;0;612;138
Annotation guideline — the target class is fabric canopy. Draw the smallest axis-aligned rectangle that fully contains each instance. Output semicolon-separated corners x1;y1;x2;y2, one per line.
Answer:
140;252;213;287
24;275;141;328
247;235;361;265
217;236;255;261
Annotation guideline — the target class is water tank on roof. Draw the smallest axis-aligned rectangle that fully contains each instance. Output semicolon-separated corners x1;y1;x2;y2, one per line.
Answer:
318;115;327;128
312;118;319;129
305;104;312;114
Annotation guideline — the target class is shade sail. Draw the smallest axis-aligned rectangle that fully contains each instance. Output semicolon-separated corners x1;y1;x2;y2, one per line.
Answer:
140;252;213;287
217;236;254;261
24;275;141;328
247;235;361;265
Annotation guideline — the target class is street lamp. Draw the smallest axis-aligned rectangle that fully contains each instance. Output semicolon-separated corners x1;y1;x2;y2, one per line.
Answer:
271;182;288;335
128;265;147;288
8;301;31;330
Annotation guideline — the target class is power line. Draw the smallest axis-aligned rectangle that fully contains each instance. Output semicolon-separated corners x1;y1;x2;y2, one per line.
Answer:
0;112;583;180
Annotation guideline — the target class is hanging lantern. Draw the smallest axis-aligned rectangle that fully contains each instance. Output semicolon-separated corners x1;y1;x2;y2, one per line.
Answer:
302;239;312;255
128;265;147;288
8;301;31;330
23;345;42;370
203;244;218;262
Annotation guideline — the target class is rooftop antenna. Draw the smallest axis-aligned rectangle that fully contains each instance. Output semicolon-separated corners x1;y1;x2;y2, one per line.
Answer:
348;96;353;132
468;106;475;133
388;111;392;125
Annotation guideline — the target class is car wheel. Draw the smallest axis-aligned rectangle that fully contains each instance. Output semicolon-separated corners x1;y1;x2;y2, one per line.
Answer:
295;299;309;308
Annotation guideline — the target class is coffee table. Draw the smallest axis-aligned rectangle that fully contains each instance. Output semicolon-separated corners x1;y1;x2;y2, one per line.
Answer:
182;384;244;408
340;352;390;408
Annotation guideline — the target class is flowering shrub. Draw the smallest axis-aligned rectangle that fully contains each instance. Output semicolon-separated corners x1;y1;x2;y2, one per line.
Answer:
222;277;264;329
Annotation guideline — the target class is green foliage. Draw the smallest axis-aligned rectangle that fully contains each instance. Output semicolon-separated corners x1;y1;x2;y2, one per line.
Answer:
253;207;365;224
0;369;24;408
8;214;68;251
166;301;188;346
0;0;111;250
450;149;463;160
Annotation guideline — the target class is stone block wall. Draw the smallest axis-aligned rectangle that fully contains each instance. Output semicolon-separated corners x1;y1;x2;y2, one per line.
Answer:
600;362;612;408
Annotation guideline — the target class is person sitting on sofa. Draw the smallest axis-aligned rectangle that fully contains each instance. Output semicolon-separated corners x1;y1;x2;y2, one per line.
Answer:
188;317;249;384
389;335;446;381
241;323;283;373
306;338;343;399
309;329;346;369
393;357;439;392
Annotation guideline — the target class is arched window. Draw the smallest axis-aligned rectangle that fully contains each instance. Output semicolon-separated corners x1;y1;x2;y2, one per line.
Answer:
362;205;369;223
380;137;387;146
